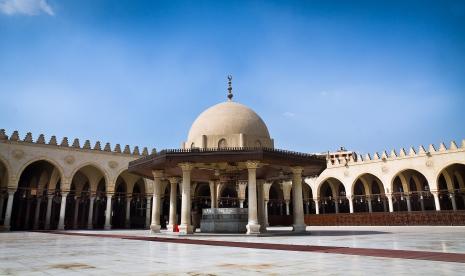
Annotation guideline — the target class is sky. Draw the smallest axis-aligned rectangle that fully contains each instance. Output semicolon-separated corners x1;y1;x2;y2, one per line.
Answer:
0;0;464;155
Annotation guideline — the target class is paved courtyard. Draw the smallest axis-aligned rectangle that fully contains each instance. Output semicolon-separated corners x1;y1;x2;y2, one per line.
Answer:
1;226;465;275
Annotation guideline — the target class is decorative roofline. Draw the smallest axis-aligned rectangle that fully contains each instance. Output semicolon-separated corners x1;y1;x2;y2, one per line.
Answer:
327;139;465;168
0;129;155;157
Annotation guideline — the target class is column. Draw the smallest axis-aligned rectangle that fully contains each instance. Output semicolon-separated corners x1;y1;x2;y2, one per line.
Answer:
167;177;178;232
57;193;68;230
257;180;265;232
0;195;4;222
208;180;217;209
386;193;394;212
3;191;15;231
314;199;320;214
420;195;425;211
367;196;373;213
125;196;131;228
145;196;151;229
285;200;290;215
150;170;164;234
24;199;31;228
450;192;457;211
348;196;354;213
291;167;306;232
305;201;310;214
264;199;269;227
432;191;441;211
33;197;42;230
87;195;95;229
73;198;80;229
383;198;388;212
246;161;260;234
44;194;54;230
179;163;194;234
334;200;339;214
104;194;112;230
405;195;412;212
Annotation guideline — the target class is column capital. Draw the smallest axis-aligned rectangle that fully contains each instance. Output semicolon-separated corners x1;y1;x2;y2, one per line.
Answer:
168;177;181;184
152;170;164;179
246;160;260;170
291;166;304;175
179;162;194;172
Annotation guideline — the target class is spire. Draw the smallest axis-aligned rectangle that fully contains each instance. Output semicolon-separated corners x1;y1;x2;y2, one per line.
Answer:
227;74;233;101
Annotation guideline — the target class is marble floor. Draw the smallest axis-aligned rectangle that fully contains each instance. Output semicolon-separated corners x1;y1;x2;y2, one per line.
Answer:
1;226;465;275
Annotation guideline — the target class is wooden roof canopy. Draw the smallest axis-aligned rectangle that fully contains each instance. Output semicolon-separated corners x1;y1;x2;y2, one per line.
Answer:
128;147;327;182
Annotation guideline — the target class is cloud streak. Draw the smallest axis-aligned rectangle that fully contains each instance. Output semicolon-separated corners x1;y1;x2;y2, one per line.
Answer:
0;0;54;16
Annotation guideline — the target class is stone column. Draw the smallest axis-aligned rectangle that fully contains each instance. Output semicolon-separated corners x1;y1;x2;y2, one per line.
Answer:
57;193;68;230
3;191;15;231
406;195;412;212
25;199;31;228
334;200;339;214
208;180;217;209
257;180;265;232
33;197;43;230
450;192;457;211
432;191;441;211
150;170;164;234
314;199;320;214
284;200;290;215
348;196;354;214
264;199;269;227
383;198;388;212
87;196;95;229
420;196;425;211
145;196;151;229
125;196;131;228
291;167;306;232
305;201;310;214
179;163;194;234
104;195;112;230
167;177;179;232
73;198;80;229
386;193;394;212
0;194;4;222
246;161;260;234
45;194;54;230
367;196;373;213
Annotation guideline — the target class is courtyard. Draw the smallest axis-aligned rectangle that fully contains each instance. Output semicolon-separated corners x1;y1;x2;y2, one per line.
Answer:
1;226;465;275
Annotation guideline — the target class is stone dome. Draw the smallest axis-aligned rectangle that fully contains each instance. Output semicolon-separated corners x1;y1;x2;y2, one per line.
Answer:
186;101;273;149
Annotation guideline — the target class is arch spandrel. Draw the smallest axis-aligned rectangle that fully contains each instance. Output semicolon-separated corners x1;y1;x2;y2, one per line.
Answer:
69;162;110;193
15;157;65;189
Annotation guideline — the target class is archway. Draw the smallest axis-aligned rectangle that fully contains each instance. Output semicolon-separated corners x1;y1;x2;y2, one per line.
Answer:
318;178;348;214
11;160;62;230
112;176;127;229
0;160;8;225
437;163;465;211
392;169;434;212
130;179;147;229
219;184;238;208
268;182;284;216
352;174;386;213
192;183;210;228
93;179;106;229
303;184;315;214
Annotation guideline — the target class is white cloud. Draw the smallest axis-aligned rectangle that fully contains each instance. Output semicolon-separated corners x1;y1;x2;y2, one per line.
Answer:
0;0;54;16
282;111;295;118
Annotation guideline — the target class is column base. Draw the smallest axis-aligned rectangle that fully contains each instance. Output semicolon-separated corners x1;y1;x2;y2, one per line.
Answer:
104;224;112;230
292;224;307;233
166;224;177;232
150;224;161;233
87;225;93;230
0;225;10;232
178;224;194;235
246;223;261;235
57;225;65;230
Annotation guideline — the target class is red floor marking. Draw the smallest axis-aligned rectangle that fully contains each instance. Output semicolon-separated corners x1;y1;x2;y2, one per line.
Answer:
37;231;465;263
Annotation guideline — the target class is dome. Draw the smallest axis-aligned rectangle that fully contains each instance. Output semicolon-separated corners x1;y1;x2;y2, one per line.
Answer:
187;101;272;147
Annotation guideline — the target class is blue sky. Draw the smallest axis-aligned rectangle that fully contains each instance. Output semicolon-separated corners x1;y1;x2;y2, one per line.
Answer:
0;0;464;155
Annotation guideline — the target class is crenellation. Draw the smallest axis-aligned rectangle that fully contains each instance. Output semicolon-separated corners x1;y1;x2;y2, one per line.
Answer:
123;145;131;154
364;153;371;161
83;140;91;150
104;143;111;152
373;152;380;160
390;149;397;158
36;134;46;144
450;141;458;150
133;146;140;155
72;138;80;148
0;129;8;140
60;137;69;147
114;144;122;153
94;141;102;151
10;130;19;141
399;148;406;157
418;145;426;154
381;151;388;160
49;136;57;145
462;139;465;148
24;132;33;143
142;147;149;156
151;148;157;155
438;142;447;151
428;144;436;153
408;147;416;156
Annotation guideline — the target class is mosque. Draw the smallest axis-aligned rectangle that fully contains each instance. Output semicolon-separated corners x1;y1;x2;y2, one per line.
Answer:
0;78;464;233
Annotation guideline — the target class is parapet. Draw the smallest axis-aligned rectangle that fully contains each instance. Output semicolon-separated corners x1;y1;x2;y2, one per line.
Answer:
0;129;154;157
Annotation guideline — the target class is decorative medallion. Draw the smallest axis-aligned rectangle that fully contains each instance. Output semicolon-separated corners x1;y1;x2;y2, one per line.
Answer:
64;155;75;165
344;170;349;177
108;160;118;169
426;160;434;167
12;149;24;159
381;166;389;173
